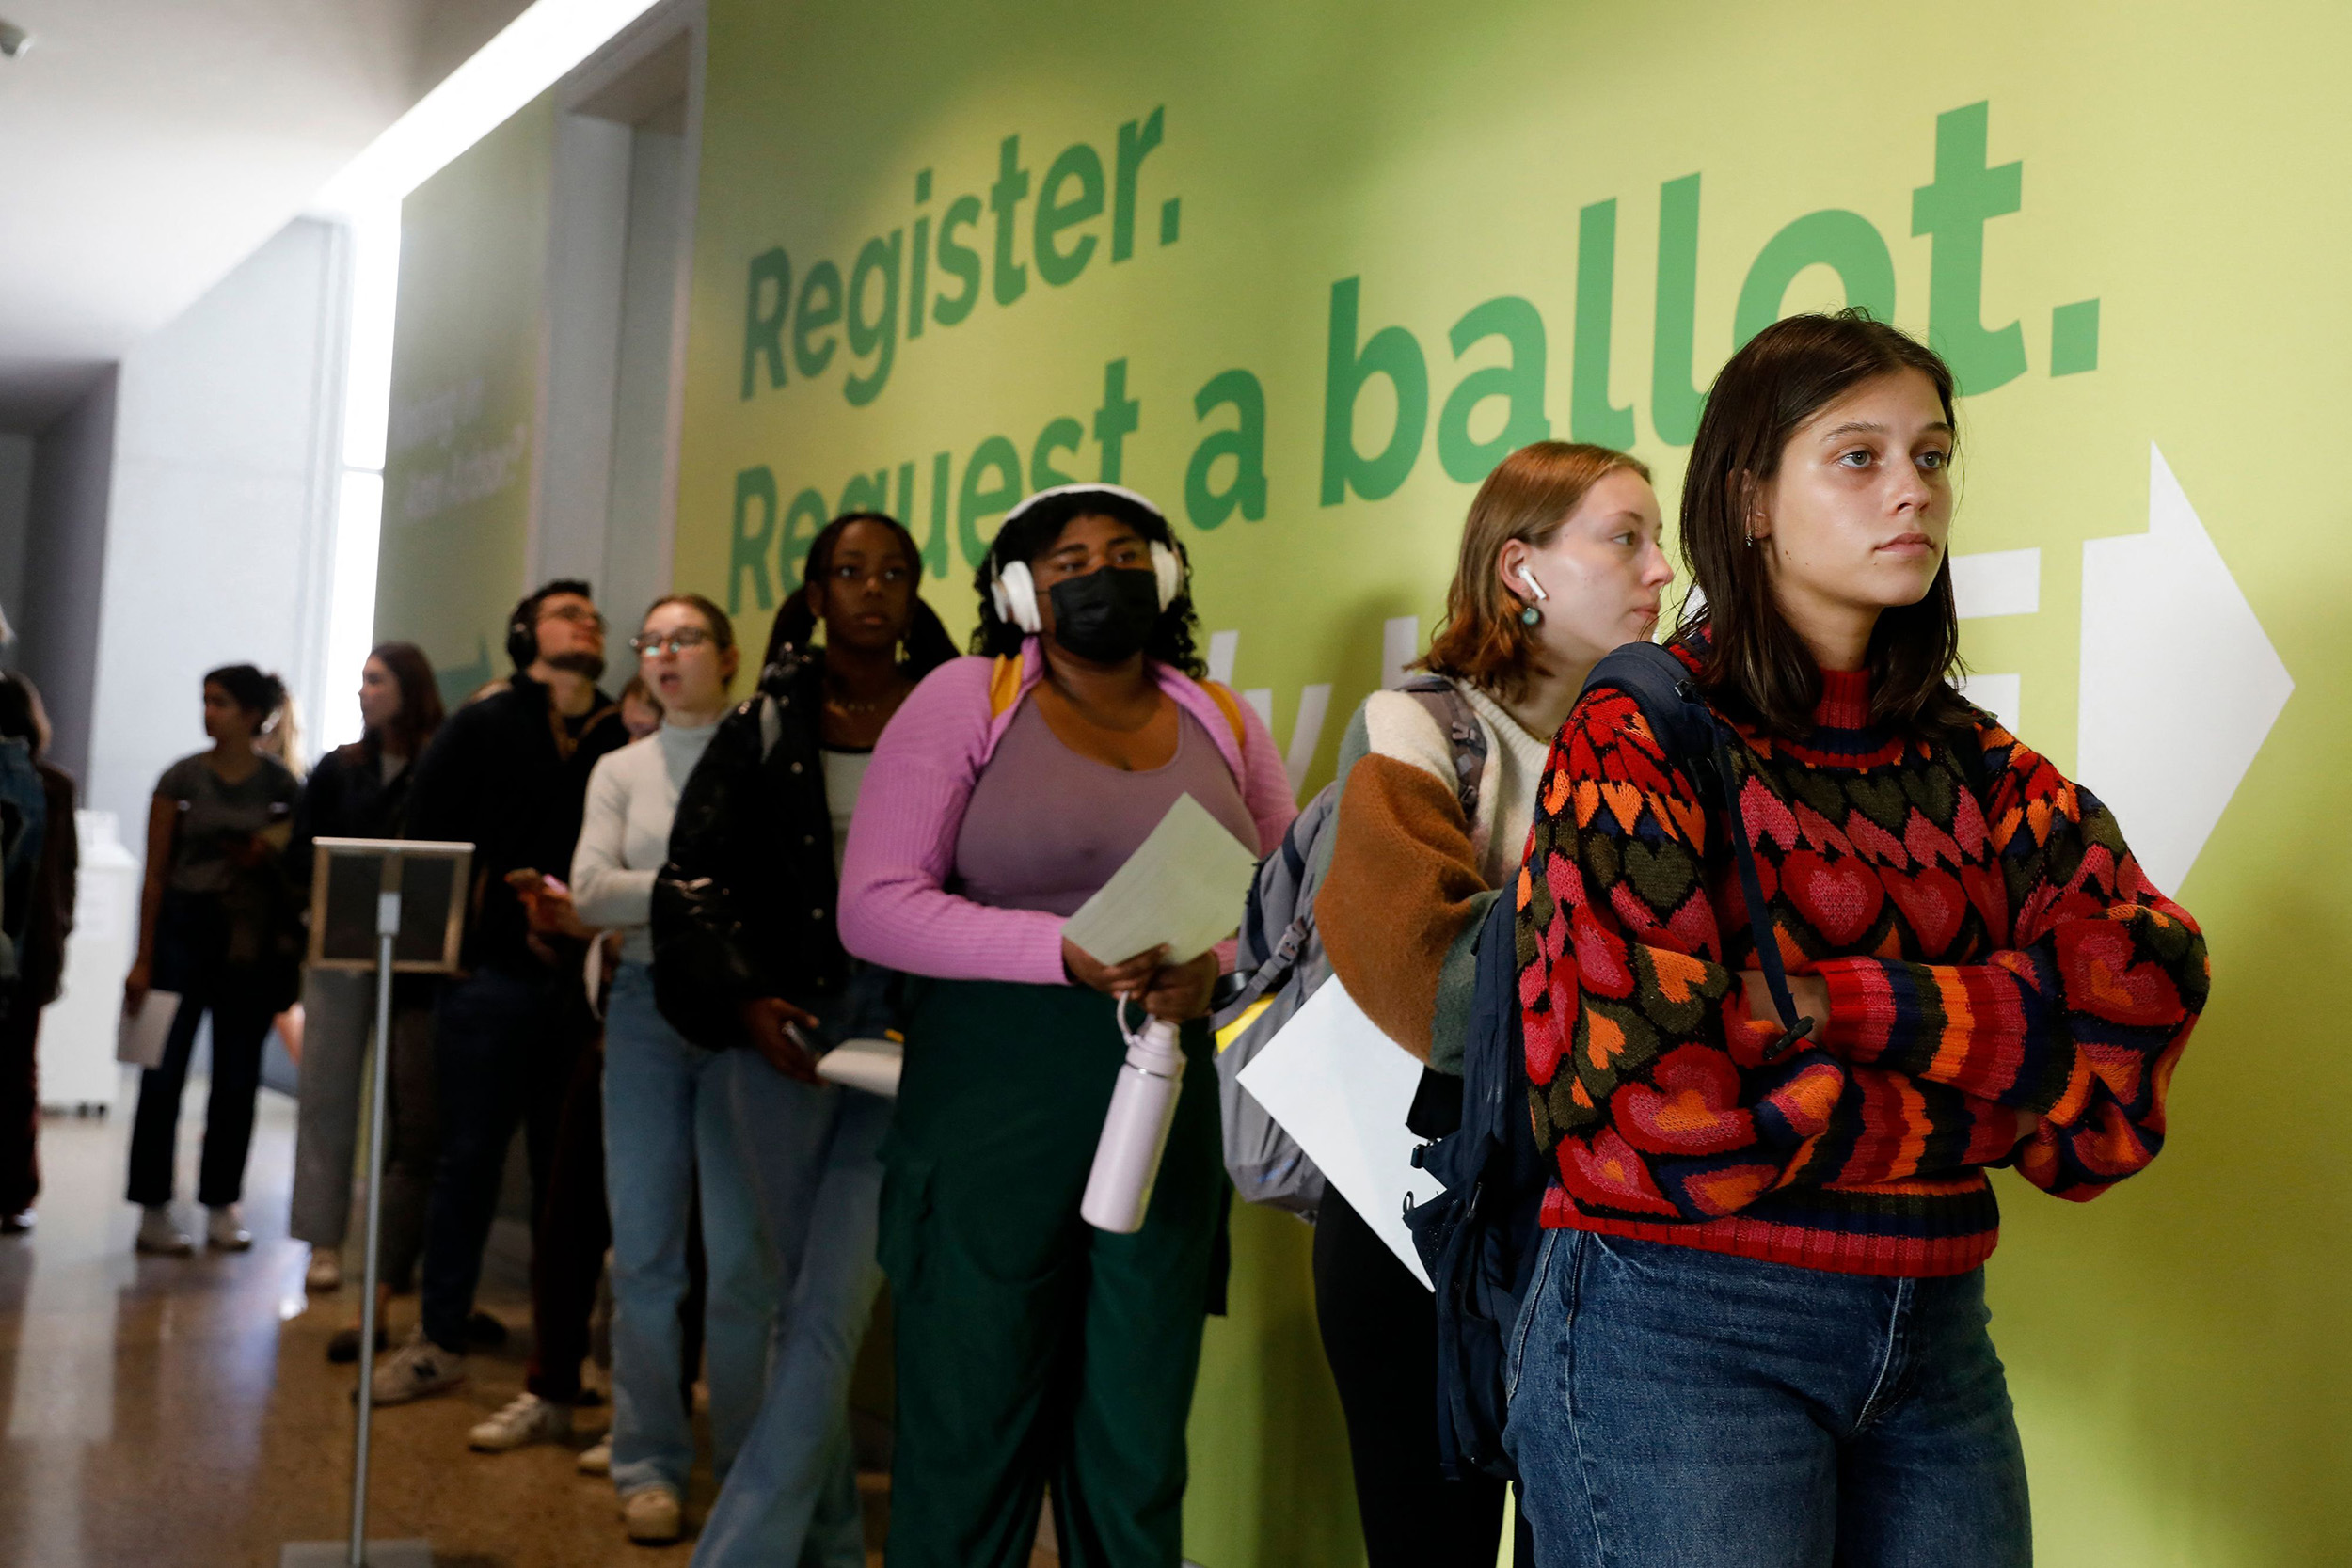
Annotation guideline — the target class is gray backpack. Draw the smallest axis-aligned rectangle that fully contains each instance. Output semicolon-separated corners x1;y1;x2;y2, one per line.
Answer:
1212;675;1488;1220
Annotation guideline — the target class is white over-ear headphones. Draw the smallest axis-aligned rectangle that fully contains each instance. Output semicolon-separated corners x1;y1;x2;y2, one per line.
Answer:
988;483;1184;636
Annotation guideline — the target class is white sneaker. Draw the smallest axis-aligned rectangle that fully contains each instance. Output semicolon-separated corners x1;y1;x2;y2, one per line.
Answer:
469;1391;572;1452
576;1433;612;1475
621;1485;683;1544
371;1331;466;1404
135;1205;193;1256
305;1249;342;1290
206;1205;252;1251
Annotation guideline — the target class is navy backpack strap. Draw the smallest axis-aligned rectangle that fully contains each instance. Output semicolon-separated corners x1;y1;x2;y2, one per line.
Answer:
1580;646;1815;1062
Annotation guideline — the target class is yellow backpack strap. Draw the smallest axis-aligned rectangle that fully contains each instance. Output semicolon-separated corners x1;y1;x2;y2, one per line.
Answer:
1200;679;1248;748
988;655;1025;718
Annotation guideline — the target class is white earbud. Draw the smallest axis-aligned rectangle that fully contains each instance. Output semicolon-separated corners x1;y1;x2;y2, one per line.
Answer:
1516;564;1549;602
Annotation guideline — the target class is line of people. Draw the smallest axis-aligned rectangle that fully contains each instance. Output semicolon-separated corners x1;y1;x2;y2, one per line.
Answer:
98;306;2204;1567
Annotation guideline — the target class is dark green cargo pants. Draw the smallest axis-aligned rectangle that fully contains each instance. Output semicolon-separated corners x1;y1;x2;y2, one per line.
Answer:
879;980;1224;1568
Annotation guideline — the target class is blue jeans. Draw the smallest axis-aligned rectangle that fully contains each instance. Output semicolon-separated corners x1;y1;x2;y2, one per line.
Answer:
605;961;788;1496
1502;1229;2030;1568
691;979;894;1568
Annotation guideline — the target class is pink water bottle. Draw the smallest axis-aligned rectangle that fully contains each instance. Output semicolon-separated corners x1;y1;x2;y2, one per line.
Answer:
1080;997;1186;1233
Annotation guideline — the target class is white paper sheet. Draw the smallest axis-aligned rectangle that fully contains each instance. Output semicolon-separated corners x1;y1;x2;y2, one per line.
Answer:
116;990;182;1069
1237;976;1443;1288
1060;792;1261;966
818;1037;903;1098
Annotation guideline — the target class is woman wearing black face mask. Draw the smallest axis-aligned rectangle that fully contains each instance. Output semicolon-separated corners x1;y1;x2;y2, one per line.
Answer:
837;484;1295;1568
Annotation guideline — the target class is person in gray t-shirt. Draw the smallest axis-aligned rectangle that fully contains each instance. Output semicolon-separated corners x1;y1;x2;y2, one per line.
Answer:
121;664;300;1256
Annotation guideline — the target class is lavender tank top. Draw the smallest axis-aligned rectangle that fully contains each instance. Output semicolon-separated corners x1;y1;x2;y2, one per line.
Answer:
954;697;1258;915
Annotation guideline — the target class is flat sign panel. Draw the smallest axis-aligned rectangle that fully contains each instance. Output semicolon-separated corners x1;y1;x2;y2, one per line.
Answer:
306;838;472;974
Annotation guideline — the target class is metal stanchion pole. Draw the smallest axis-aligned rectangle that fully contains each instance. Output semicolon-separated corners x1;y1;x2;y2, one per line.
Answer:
346;859;400;1563
283;848;430;1568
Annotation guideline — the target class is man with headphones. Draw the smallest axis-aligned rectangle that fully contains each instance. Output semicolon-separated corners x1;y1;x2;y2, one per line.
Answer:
374;578;628;1406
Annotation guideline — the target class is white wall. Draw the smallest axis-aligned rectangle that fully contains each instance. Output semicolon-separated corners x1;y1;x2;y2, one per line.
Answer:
83;219;350;835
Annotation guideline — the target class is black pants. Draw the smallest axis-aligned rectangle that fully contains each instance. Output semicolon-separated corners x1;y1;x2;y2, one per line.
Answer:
126;990;276;1208
0;993;41;1215
526;1039;609;1402
420;962;584;1354
1314;1188;1526;1568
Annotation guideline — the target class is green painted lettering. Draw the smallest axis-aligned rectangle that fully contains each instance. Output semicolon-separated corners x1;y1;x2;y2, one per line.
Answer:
1035;143;1105;288
989;135;1030;307
1092;359;1141;483
1911;102;2025;394
959;436;1023;567
727;466;778;612
740;247;790;400
1438;296;1550;483
932;196;983;326
1031;417;1085;490
845;230;903;406
1734;210;1896;348
1652;174;1706;447
1571;202;1633;448
1112;106;1165;262
792;261;842;378
1185;369;1268;531
1320;277;1428;505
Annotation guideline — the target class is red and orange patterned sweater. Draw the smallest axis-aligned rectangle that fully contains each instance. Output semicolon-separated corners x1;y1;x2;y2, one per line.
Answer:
1517;648;2208;1277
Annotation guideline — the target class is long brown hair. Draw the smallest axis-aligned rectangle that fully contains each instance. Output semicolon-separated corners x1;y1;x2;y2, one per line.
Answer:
1677;309;1972;739
1420;441;1652;701
366;641;445;758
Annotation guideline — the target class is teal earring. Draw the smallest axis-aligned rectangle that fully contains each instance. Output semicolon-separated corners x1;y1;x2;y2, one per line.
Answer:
1518;602;1542;626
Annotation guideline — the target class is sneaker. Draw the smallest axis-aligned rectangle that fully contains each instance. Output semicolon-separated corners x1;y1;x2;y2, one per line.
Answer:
469;1391;572;1452
576;1433;612;1475
370;1332;466;1404
621;1485;683;1544
466;1309;509;1348
135;1205;193;1256
305;1249;342;1290
205;1205;252;1251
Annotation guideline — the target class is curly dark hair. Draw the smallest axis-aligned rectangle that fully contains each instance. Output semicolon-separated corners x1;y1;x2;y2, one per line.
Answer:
968;487;1204;677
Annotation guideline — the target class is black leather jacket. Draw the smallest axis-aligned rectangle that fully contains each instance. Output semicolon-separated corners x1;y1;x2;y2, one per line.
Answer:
651;645;850;1049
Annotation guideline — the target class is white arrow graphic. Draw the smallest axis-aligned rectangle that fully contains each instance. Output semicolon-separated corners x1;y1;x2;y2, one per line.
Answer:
2076;445;2292;893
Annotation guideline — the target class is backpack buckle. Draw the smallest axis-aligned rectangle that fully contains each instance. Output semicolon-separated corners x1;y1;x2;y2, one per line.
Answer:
1759;1016;1817;1064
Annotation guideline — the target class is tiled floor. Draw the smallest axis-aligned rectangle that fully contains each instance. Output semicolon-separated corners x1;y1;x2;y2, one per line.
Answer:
0;1080;715;1568
0;1074;1073;1568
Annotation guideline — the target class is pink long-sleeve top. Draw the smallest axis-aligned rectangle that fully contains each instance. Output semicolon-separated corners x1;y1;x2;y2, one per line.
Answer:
838;642;1295;986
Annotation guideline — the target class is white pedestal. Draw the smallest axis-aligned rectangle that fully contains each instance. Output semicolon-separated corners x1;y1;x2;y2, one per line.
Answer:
39;811;139;1114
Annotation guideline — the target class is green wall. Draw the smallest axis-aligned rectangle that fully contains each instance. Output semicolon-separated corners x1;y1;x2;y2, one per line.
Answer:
377;93;555;706
375;1;2352;1561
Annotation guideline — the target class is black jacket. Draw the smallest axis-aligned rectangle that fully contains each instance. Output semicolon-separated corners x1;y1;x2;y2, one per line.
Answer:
406;673;625;973
652;647;850;1048
290;736;421;895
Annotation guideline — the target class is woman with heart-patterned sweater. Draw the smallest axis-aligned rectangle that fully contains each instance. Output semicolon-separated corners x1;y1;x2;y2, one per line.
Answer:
1502;310;2207;1568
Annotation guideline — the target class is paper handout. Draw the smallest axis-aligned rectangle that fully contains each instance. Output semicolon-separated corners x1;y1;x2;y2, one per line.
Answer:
1060;792;1260;966
117;990;183;1069
1237;976;1444;1288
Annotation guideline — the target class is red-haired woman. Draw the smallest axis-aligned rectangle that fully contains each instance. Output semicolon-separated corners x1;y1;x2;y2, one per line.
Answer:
1505;311;2208;1565
1315;441;1671;1568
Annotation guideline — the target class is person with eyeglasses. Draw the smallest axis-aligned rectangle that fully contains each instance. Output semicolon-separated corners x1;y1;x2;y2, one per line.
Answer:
453;593;744;1542
373;578;629;1405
